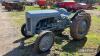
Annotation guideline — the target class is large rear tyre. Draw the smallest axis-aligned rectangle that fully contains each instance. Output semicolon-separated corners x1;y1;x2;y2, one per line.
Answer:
70;12;91;40
21;23;33;38
34;31;55;53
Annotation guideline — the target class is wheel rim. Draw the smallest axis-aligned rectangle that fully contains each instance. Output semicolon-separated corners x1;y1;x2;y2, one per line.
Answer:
39;33;54;52
23;26;29;36
24;26;27;33
78;20;87;36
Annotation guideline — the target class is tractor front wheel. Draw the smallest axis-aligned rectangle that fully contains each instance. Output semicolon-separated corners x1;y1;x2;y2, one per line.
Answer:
34;31;55;53
21;24;33;38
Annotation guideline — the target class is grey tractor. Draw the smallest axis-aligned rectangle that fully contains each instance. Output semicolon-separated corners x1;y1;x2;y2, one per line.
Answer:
21;8;91;53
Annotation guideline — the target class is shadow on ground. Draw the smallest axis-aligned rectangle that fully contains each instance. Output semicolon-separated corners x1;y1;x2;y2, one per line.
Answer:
62;37;87;53
96;45;100;56
3;37;50;56
55;35;71;44
3;36;87;56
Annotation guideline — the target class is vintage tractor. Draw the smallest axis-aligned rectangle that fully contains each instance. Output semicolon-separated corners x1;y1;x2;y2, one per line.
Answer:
21;8;91;53
4;1;25;11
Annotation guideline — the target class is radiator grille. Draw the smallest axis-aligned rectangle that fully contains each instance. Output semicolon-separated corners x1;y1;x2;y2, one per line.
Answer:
26;18;31;31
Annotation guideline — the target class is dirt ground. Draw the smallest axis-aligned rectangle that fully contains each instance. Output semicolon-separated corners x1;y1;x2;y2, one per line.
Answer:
0;5;20;56
85;10;100;17
0;5;56;56
0;5;100;56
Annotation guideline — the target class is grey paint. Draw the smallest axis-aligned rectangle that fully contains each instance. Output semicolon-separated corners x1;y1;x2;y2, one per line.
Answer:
25;8;71;35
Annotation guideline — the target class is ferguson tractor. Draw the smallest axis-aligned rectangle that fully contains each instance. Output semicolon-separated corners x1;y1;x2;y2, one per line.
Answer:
21;8;91;53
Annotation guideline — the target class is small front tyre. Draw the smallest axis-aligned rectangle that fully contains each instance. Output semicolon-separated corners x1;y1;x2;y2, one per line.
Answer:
34;31;55;53
21;23;33;38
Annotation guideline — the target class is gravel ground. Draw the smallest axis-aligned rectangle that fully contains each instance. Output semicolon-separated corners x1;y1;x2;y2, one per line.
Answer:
0;5;53;56
0;5;20;56
85;10;100;16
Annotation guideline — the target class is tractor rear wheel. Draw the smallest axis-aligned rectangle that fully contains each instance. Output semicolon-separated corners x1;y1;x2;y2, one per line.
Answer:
70;12;91;40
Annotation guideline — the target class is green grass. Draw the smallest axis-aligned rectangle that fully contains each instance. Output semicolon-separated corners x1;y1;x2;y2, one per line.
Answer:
10;6;41;17
9;6;100;56
10;6;41;27
85;16;100;47
25;6;41;11
95;5;100;11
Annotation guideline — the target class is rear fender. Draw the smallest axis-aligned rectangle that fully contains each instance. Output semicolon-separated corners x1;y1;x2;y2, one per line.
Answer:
71;9;85;21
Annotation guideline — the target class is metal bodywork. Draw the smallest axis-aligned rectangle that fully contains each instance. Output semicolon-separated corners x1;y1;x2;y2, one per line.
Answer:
57;1;92;11
25;8;71;35
3;0;25;11
22;8;91;53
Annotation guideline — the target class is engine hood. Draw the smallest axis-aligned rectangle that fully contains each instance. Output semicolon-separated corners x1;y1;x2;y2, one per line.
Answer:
27;10;59;15
26;9;70;18
26;10;59;18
